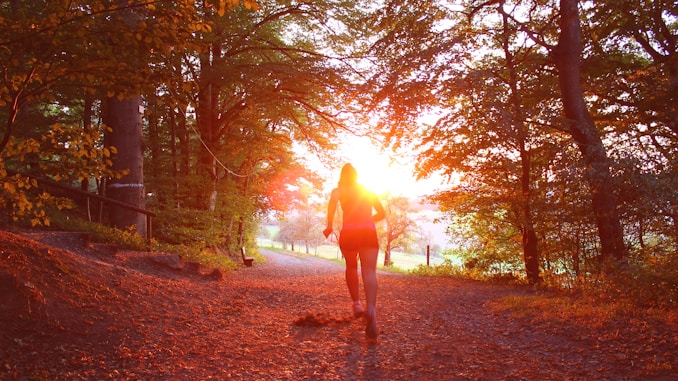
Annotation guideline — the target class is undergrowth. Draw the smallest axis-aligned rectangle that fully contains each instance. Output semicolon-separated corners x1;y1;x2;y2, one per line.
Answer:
410;258;465;277
50;214;239;272
411;255;678;328
409;258;526;284
496;265;677;332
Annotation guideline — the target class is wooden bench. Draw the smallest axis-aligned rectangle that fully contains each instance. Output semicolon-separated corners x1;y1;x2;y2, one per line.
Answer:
240;247;254;267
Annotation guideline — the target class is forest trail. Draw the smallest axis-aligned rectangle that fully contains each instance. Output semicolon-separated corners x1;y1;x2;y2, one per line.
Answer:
1;230;675;380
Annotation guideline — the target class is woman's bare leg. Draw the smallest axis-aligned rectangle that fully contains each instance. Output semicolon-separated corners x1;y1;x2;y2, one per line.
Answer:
343;250;360;304
359;247;379;338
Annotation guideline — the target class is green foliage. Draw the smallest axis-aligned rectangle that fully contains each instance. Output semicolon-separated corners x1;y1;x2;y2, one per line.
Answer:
53;214;150;252
408;243;530;287
53;213;239;272
410;258;465;277
577;259;678;309
177;245;239;273
0;162;73;227
153;209;227;247
0;119;124;226
0;0;202;224
433;208;526;275
138;1;365;254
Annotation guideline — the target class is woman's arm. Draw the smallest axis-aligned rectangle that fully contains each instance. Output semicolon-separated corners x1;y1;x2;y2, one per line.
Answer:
324;189;339;238
372;193;386;222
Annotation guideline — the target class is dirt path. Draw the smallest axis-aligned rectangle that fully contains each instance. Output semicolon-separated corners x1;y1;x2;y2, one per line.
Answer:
238;250;632;381
2;231;676;380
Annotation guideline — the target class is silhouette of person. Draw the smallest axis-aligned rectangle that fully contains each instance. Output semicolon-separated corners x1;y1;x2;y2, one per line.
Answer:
323;163;385;339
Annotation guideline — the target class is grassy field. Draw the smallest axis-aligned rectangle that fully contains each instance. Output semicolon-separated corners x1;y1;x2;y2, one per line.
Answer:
256;238;445;271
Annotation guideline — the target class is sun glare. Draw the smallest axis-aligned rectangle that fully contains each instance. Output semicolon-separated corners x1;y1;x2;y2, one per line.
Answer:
335;137;425;198
299;136;445;199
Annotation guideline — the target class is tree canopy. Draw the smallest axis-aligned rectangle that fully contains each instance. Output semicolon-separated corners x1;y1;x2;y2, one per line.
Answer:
359;0;677;283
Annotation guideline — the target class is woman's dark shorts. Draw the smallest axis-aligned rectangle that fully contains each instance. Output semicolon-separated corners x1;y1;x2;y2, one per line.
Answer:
339;228;379;252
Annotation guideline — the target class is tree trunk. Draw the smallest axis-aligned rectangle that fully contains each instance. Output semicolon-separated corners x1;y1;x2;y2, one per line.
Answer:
100;0;146;236
81;94;94;195
667;60;678;135
176;106;190;188
572;247;580;277
0;0;24;155
81;94;94;221
196;66;222;211
557;0;626;264
384;242;391;267
103;96;146;236
195;19;223;212
519;145;540;283
146;95;161;177
501;9;541;284
169;106;178;206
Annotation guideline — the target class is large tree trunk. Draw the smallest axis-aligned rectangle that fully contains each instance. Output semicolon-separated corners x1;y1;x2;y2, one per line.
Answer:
101;0;146;236
557;0;626;263
103;96;146;236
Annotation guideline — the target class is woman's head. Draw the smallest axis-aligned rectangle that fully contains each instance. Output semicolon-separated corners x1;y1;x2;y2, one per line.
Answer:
338;163;358;187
